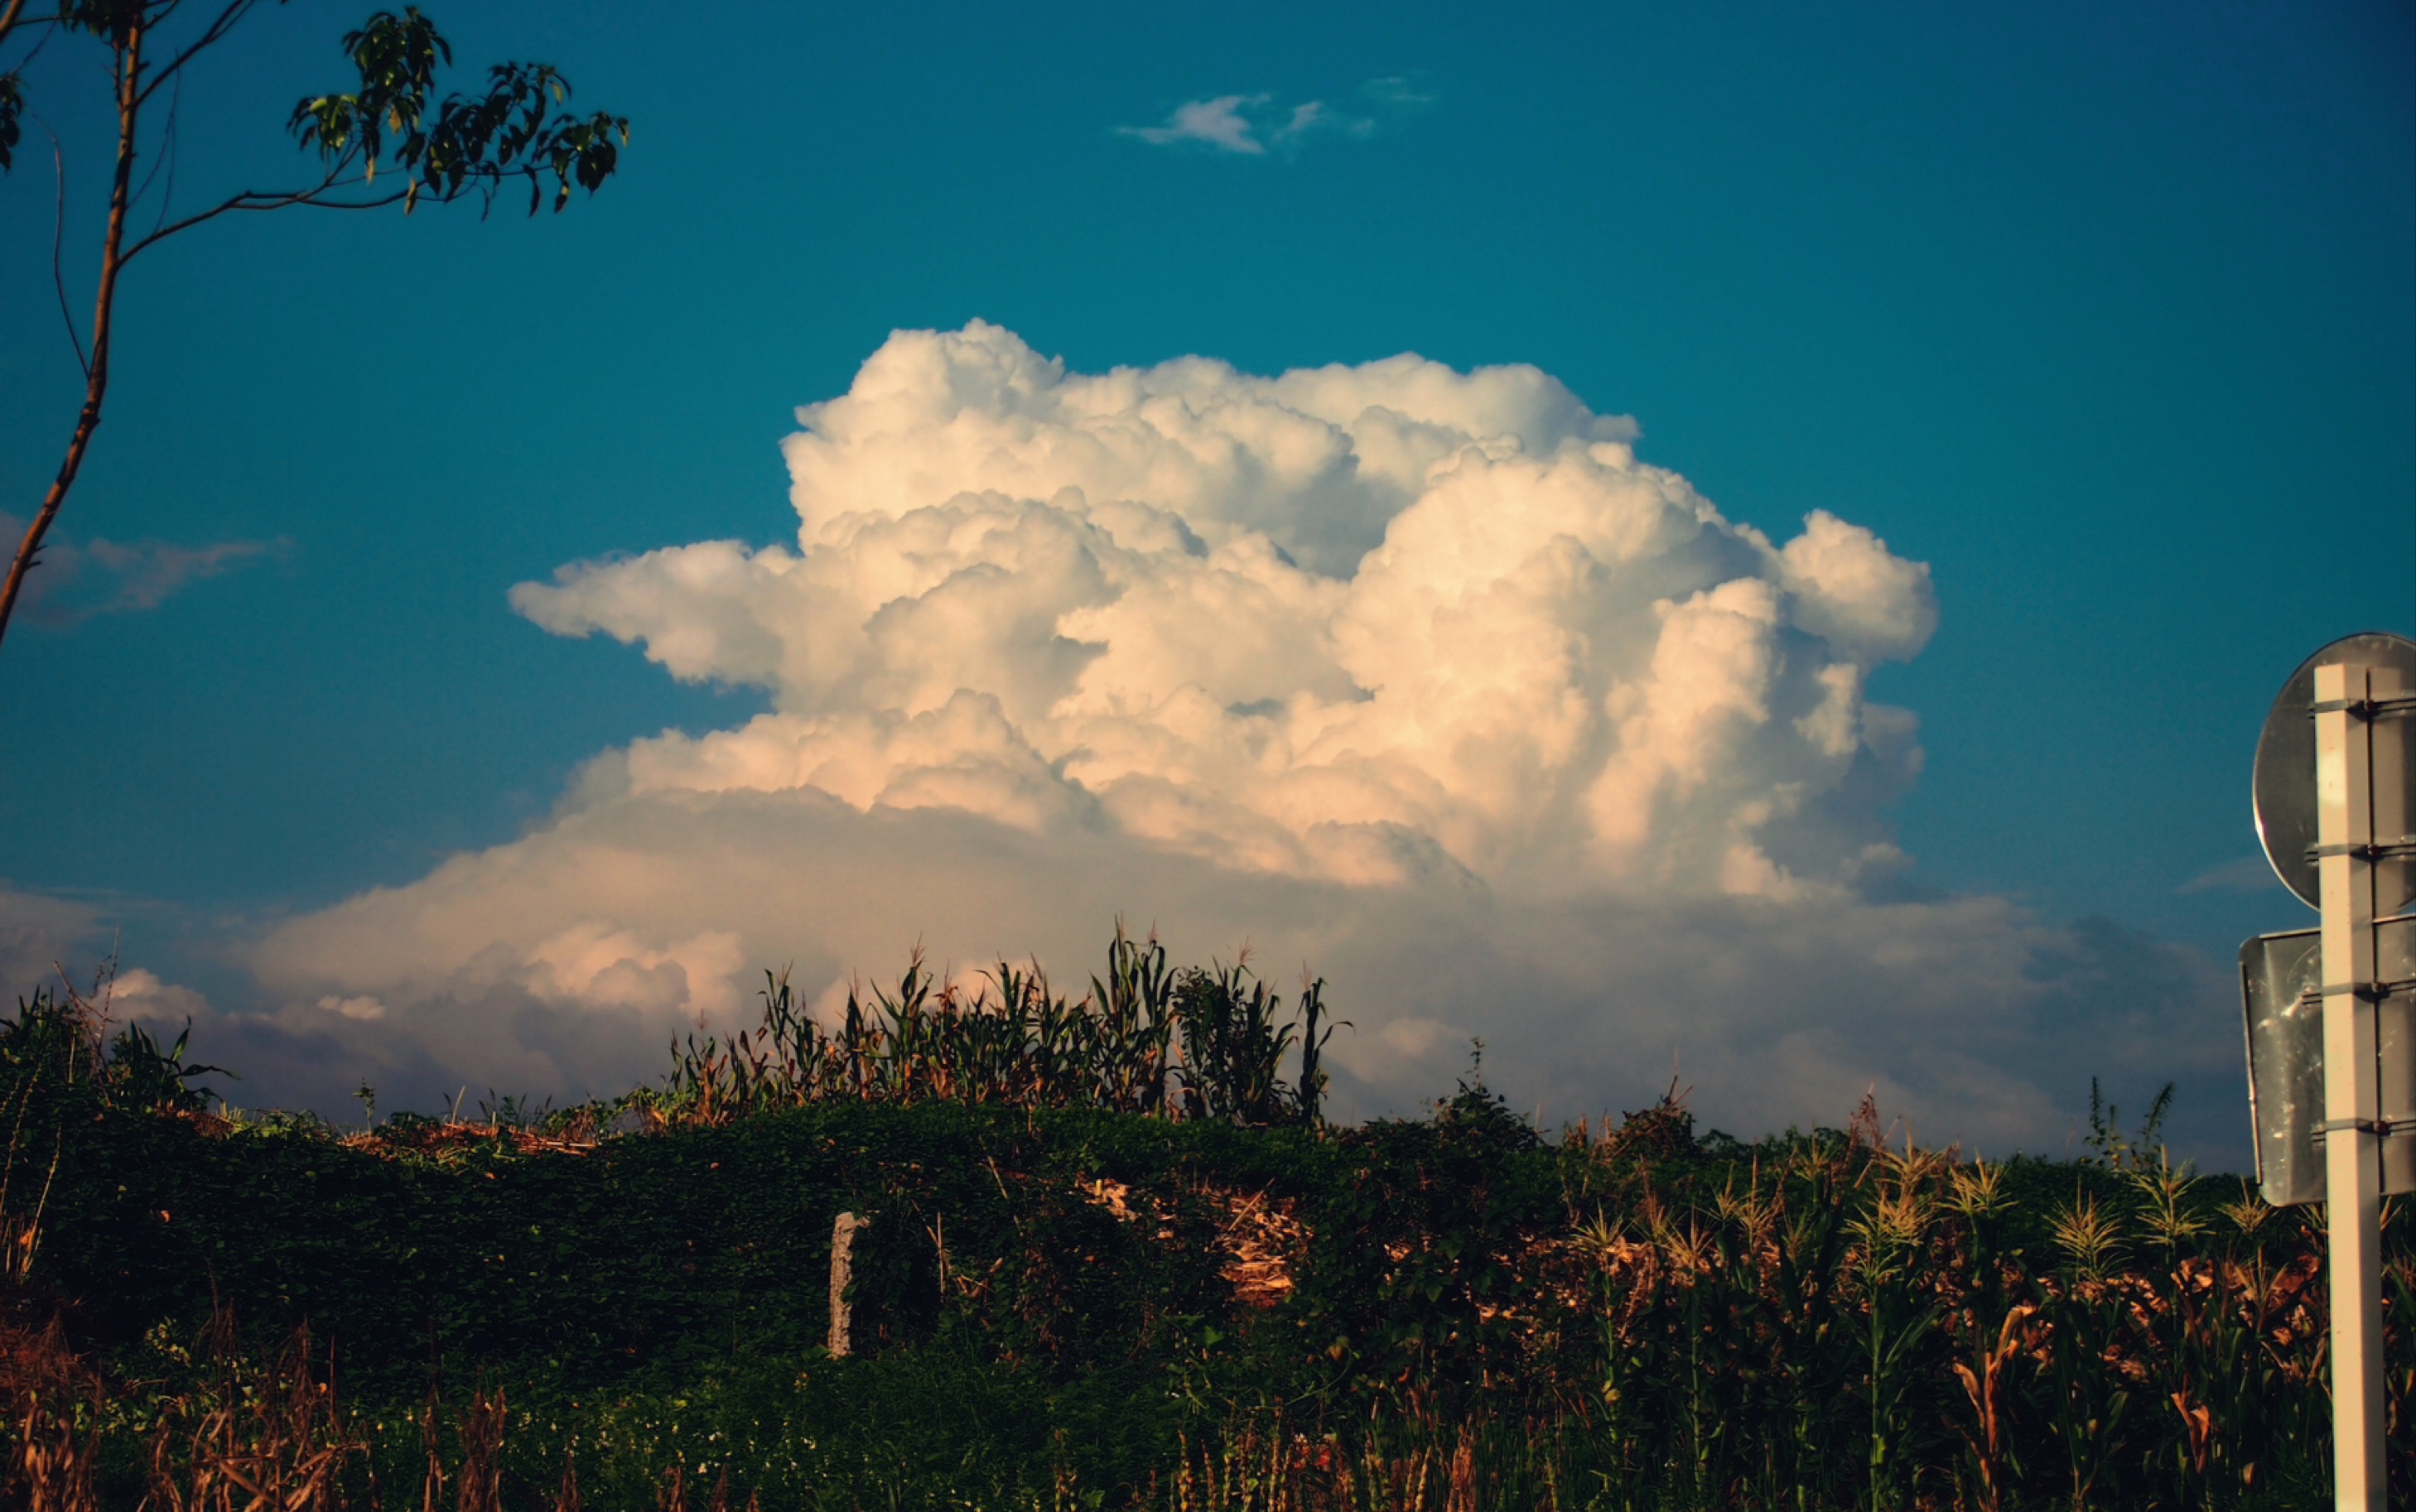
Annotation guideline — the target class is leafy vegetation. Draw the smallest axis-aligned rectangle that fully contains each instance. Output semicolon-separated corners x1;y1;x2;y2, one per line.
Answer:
0;936;2407;1510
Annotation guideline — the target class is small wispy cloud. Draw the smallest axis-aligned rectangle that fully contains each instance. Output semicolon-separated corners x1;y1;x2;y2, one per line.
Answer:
2176;855;2287;896
1118;75;1434;158
1121;94;1272;154
0;513;288;625
1360;76;1435;109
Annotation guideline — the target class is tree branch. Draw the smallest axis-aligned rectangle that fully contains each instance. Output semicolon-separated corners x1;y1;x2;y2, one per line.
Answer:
117;161;429;263
0;21;142;651
133;0;258;108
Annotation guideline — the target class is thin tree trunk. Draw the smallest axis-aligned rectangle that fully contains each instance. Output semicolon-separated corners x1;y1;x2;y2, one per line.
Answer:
0;22;142;655
0;1;32;58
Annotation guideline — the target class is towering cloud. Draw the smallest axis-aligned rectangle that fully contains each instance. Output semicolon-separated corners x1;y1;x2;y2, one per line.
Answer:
514;321;1931;898
238;324;2230;1149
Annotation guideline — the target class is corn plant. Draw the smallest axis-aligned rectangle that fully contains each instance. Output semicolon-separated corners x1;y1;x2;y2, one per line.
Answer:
653;925;1336;1130
1844;1147;1946;1511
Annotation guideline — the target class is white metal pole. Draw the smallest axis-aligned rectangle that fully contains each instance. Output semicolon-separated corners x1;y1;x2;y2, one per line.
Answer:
2313;661;2385;1511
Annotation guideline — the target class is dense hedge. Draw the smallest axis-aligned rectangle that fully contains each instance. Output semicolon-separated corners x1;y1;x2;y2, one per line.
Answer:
2;986;2408;1509
55;1100;1304;1395
51;1082;2122;1401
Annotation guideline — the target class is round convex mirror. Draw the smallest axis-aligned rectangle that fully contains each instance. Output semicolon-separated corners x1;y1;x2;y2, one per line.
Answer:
2252;630;2416;912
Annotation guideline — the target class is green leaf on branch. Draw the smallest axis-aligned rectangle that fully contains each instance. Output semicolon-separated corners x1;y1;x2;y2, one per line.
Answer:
0;74;21;173
287;7;627;215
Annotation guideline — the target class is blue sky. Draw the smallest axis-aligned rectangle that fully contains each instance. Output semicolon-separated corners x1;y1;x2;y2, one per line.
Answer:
2;0;2410;1157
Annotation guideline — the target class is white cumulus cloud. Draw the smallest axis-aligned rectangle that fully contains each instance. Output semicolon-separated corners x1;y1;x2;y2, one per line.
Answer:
510;320;1927;901
227;324;2237;1153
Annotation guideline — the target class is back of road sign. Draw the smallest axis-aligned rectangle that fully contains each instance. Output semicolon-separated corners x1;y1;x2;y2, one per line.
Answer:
2253;631;2416;912
2241;914;2416;1206
2240;927;2325;1205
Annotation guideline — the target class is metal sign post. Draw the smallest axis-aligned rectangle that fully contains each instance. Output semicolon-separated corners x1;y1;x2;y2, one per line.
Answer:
2314;661;2390;1510
2240;632;2414;1512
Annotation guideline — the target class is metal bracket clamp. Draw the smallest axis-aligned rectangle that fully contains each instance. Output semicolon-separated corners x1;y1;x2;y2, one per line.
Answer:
2319;1116;2416;1137
2310;694;2416;720
2318;979;2416;1001
2307;838;2416;862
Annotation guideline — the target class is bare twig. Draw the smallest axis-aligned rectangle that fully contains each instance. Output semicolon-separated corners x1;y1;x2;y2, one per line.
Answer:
37;113;84;377
134;63;179;235
132;0;258;110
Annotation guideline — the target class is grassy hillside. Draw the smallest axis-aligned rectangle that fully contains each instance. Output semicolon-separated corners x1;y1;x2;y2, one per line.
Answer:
1;940;2406;1510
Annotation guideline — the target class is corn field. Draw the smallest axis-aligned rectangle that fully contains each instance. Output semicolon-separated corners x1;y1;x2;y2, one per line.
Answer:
0;940;2407;1510
648;926;1338;1129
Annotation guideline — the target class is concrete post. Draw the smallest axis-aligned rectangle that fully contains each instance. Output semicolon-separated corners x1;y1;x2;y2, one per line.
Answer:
828;1211;866;1358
